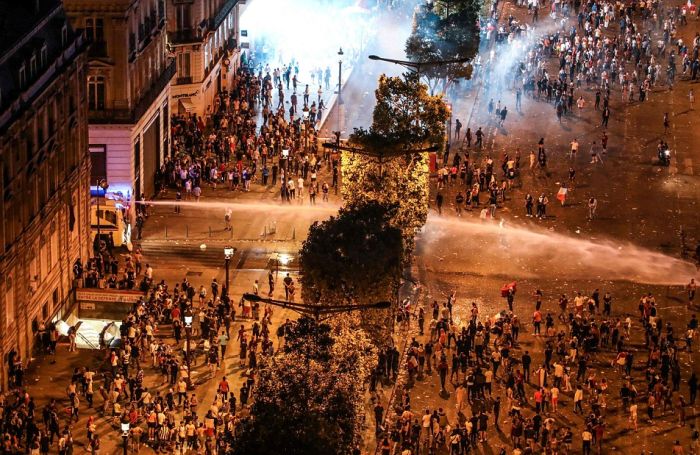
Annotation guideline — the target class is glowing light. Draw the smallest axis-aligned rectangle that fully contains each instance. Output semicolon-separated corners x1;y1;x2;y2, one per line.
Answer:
277;254;293;266
240;0;374;77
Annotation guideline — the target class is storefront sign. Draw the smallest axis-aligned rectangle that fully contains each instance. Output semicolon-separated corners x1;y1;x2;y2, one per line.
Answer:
75;289;144;304
172;91;199;99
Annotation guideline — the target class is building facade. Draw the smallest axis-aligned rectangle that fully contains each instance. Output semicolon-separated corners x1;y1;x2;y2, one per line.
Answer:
64;0;175;200
0;0;92;388
167;0;243;118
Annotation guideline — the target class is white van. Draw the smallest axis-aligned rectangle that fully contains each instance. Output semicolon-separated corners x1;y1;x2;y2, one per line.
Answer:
90;198;132;250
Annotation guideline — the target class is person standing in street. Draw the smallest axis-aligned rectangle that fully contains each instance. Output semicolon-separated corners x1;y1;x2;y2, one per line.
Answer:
601;106;610;127
690;89;695;110
437;355;449;393
587;197;598;220
688;278;697;308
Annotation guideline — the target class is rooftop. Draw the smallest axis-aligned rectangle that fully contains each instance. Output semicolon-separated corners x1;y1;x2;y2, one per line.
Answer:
0;0;62;57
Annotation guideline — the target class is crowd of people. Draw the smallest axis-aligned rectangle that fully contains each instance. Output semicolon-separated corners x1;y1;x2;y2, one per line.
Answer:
1;258;306;454
435;0;700;227
0;53;345;454
382;0;700;454
161;59;340;212
380;284;700;455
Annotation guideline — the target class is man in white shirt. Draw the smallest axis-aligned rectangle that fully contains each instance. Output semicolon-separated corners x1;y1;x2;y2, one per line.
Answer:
570;138;579;159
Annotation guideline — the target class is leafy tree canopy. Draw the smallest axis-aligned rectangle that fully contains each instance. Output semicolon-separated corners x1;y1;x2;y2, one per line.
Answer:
405;0;481;90
299;201;403;308
233;318;376;455
341;74;448;262
362;73;450;150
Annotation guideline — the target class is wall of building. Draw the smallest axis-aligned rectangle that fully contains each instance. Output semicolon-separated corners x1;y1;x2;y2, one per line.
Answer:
168;0;242;119
0;3;92;390
65;0;174;202
89;125;132;196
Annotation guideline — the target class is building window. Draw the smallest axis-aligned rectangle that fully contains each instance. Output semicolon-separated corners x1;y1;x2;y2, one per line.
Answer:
177;52;191;78
87;76;105;110
30;54;37;78
19;65;26;89
89;145;107;182
176;4;191;31
85;18;104;42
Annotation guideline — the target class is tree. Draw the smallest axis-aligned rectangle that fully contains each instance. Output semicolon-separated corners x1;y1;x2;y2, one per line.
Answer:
342;74;449;260
233;318;376;455
405;0;481;94
298;202;403;342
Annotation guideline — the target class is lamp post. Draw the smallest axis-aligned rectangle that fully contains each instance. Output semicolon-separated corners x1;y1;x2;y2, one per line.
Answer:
120;418;130;455
337;47;344;133
367;54;471;80
95;179;109;256
184;308;193;389
224;246;234;298
242;293;391;322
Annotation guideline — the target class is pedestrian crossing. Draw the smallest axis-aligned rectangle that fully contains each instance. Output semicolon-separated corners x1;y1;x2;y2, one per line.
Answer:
138;241;230;269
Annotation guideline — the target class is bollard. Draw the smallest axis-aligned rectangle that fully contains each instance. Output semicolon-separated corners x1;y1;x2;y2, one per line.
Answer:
263;226;267;238
186;225;189;239
165;225;168;239
292;227;296;240
209;226;212;238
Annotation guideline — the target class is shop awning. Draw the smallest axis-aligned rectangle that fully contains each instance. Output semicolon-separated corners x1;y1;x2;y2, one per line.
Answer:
178;98;196;113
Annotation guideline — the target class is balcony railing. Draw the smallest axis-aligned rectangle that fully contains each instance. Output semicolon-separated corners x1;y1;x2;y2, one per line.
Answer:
169;29;199;45
133;59;176;120
88;109;134;124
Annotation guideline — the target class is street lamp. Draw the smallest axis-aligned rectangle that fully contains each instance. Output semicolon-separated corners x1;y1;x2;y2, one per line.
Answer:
367;54;471;79
242;293;391;322
120;418;130;455
184;307;193;389
95;179;109;256
224;246;234;298
337;47;344;133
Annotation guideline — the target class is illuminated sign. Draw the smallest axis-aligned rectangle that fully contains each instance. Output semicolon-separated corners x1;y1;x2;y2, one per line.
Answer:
172;91;199;99
75;289;144;304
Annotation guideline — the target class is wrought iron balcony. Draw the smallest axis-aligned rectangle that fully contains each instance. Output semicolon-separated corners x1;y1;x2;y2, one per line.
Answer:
169;29;200;45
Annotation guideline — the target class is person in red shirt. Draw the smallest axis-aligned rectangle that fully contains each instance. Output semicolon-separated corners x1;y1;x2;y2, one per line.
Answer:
534;388;544;413
218;376;230;400
532;310;543;335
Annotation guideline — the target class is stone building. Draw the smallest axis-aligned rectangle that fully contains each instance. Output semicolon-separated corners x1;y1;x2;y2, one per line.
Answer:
0;0;92;387
168;0;244;117
64;0;176;200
